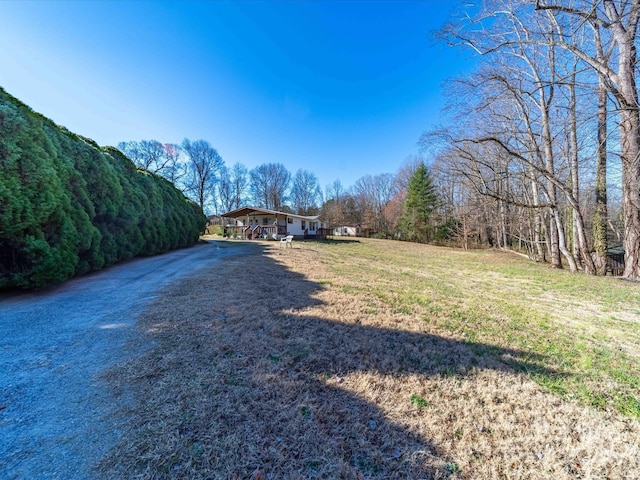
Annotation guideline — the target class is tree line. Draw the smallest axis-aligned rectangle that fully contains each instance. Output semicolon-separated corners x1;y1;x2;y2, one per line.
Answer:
118;1;640;279
0;88;206;290
416;0;640;279
118;139;324;216
118;138;441;241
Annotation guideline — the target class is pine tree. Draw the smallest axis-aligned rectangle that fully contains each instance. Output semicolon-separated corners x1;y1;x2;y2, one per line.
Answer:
400;162;437;243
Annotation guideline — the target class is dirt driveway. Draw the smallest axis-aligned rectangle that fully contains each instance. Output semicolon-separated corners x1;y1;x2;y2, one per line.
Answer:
0;241;244;480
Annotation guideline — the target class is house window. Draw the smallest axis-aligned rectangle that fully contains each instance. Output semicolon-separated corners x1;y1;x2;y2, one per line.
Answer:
287;217;293;224
310;222;317;231
302;220;306;230
263;218;269;225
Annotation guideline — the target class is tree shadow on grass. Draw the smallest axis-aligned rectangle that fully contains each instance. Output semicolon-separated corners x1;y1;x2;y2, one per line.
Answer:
101;242;564;479
316;238;362;244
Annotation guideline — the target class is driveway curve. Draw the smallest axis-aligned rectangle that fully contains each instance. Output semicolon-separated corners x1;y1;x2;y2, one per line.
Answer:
0;240;244;479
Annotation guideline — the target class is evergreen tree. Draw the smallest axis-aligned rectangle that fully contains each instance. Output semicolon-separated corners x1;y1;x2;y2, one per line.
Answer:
399;162;437;243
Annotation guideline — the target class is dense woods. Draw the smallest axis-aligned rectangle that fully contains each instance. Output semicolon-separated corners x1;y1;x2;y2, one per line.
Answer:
426;0;640;278
0;88;206;290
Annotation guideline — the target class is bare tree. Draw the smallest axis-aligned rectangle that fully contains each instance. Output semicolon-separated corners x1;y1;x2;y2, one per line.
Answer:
394;155;425;193
435;0;617;273
181;138;223;212
290;169;321;215
117;140;167;173
353;173;397;235
536;0;640;277
326;179;346;203
218;166;234;214
218;162;248;213
249;163;291;210
231;163;248;210
321;179;347;227
161;143;186;186
592;17;611;275
118;140;185;187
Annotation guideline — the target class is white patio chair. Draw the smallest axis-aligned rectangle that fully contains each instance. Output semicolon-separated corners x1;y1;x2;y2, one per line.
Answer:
280;235;294;248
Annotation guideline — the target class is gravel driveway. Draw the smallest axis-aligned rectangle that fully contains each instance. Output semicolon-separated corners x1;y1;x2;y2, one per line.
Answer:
0;241;240;479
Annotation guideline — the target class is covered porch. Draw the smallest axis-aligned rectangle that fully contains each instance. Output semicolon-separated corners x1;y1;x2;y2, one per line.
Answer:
221;206;326;240
224;224;287;240
222;206;290;240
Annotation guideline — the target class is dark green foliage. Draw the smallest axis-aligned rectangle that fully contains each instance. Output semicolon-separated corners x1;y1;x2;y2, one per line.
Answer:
434;218;462;242
399;162;438;243
0;88;206;289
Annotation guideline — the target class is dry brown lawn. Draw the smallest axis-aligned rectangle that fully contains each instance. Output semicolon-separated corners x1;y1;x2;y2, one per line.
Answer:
100;238;640;479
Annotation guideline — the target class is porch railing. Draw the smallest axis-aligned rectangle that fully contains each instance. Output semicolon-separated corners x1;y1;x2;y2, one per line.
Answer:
225;225;288;239
253;225;287;239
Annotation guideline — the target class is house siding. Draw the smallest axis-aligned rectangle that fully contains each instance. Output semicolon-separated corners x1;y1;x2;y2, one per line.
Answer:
233;213;324;238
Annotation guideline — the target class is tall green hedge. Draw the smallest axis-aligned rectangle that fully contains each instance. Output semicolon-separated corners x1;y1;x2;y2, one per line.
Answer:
0;88;207;289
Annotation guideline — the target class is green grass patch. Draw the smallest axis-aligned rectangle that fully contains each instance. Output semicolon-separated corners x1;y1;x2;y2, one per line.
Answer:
410;394;429;410
315;238;640;419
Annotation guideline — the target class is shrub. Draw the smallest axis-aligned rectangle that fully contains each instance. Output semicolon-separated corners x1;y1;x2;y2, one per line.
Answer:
0;88;206;289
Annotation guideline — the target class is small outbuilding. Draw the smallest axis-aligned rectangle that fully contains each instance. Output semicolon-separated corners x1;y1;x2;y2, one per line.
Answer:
332;225;359;237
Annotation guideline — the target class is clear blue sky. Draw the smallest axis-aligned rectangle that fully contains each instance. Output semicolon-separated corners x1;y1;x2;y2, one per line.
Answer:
0;0;470;190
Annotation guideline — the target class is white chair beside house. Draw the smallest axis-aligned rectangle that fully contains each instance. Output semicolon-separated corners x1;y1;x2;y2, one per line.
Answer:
280;235;294;248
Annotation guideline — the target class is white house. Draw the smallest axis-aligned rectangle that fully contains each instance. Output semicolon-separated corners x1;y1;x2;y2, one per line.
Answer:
221;206;328;240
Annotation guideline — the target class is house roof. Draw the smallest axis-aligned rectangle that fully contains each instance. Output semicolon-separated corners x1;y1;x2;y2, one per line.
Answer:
221;206;320;221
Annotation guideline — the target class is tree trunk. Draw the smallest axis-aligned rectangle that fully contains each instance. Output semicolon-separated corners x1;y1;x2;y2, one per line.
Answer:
567;78;585;270
534;0;640;277
567;76;597;274
541;98;563;268
574;207;596;274
531;177;545;262
593;72;609;275
500;198;508;248
552;207;577;271
591;21;609;275
604;0;640;278
619;104;640;278
536;36;563;268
